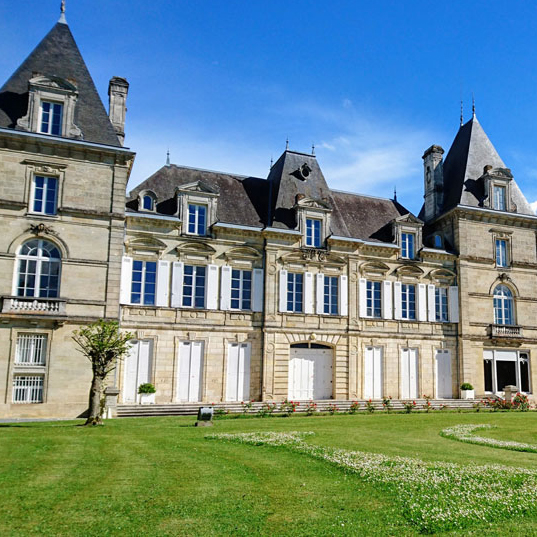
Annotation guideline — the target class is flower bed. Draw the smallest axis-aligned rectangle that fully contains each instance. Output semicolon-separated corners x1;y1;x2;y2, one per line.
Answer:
207;431;537;533
441;424;537;453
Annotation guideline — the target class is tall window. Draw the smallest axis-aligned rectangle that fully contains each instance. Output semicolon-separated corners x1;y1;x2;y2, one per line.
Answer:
435;287;448;322
495;239;508;267
484;350;530;393
306;218;322;247
15;334;47;366
493;185;506;211
32;176;58;215
401;284;416;320
401;233;415;259
131;260;157;305
182;265;206;308
16;239;61;298
231;269;252;310
323;276;338;315
39;101;62;135
493;284;514;325
13;376;44;403
187;204;207;235
366;281;382;318
287;273;303;313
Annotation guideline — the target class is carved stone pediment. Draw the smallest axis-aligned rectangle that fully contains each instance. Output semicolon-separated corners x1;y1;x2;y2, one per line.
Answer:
127;236;167;256
29;74;78;92
428;268;456;285
394;213;423;225
224;246;262;262
281;249;346;267
294;196;331;211
394;264;424;279
360;261;390;277
176;180;219;196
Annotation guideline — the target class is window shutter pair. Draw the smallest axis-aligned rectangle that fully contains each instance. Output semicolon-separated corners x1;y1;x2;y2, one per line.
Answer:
279;270;314;314
120;256;171;307
170;262;218;310
423;283;460;323
393;282;426;321
359;278;393;319
221;266;264;312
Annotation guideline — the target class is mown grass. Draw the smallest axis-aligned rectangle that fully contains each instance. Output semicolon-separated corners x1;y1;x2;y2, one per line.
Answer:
1;411;536;536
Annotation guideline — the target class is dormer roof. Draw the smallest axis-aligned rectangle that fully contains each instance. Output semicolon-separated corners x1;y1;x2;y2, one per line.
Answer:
0;22;121;147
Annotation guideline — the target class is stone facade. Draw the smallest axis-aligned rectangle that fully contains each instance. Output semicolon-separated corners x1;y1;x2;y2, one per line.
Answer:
1;17;536;419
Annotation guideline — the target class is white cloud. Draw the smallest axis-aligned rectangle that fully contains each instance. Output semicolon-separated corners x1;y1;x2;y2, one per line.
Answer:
530;201;537;215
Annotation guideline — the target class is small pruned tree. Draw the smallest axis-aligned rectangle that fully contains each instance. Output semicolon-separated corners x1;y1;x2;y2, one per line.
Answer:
73;320;133;426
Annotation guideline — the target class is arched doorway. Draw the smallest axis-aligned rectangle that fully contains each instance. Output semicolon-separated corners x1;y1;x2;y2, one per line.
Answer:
288;343;333;400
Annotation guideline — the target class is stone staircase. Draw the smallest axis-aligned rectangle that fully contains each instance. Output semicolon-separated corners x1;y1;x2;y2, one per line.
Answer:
117;398;480;418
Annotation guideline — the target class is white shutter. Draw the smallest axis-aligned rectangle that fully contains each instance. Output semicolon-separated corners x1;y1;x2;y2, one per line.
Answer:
171;262;184;308
240;343;251;401
373;347;383;398
427;284;436;322
339;275;348;316
394;282;402;320
305;272;314;314
315;273;324;314
364;347;373;399
226;344;239;401
279;270;288;313
383;280;393;319
409;349;418;398
400;348;409;399
449;285;459;323
417;283;427;322
252;269;264;312
156;260;170;307
206;264;218;310
120;256;133;305
178;342;191;402
220;266;232;310
359;278;367;317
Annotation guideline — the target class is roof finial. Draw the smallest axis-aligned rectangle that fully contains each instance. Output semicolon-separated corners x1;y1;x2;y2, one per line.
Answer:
59;0;67;24
166;149;170;166
393;186;397;202
285;137;289;150
472;93;476;118
269;156;273;170
311;143;315;156
460;100;464;127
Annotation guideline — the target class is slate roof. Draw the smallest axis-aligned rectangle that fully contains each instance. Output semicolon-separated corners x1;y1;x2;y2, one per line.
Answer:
0;21;121;147
128;152;414;244
440;116;533;215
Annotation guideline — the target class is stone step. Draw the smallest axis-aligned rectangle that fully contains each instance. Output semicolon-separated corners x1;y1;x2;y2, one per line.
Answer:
117;399;480;418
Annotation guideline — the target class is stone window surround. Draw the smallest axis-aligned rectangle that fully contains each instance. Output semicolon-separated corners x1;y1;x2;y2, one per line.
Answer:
17;75;82;139
176;182;219;237
394;222;423;260
295;198;332;249
490;230;512;269
7;328;54;405
485;174;512;212
138;190;157;212
23;160;67;218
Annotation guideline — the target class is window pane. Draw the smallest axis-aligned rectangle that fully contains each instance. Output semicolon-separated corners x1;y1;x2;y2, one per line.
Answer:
484;359;493;392
520;359;530;393
496;360;516;391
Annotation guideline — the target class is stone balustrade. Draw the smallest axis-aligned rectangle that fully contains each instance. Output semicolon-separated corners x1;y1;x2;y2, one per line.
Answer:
1;296;66;315
490;324;523;338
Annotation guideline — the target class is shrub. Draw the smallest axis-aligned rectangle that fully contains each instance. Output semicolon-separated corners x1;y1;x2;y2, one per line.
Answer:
382;396;393;413
257;402;277;417
240;400;254;414
280;399;299;416
513;392;530;411
213;407;229;418
460;382;474;391
327;403;339;415
138;383;156;394
348;401;360;414
365;399;375;413
305;401;318;415
422;394;432;413
403;401;416;414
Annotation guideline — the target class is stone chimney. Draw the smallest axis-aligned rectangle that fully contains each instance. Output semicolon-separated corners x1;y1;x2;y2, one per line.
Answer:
108;77;129;145
422;145;444;222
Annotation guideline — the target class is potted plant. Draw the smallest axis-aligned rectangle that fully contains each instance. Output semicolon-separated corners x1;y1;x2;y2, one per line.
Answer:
460;382;474;400
138;383;156;404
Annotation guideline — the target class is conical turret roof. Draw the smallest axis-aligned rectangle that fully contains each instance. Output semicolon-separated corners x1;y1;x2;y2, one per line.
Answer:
0;22;121;146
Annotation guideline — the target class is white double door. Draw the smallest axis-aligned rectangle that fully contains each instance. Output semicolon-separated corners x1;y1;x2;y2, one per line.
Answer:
123;339;153;403
288;347;332;400
226;343;251;402
364;347;383;399
400;348;419;399
177;341;204;402
435;349;452;399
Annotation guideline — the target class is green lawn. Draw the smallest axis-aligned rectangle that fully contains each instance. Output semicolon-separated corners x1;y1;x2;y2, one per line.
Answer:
2;412;537;536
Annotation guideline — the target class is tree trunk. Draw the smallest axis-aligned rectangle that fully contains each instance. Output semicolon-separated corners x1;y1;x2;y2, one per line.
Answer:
85;374;104;426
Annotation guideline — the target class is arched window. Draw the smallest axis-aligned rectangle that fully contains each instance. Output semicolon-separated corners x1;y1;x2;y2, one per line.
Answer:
16;239;61;298
142;195;154;211
493;284;514;325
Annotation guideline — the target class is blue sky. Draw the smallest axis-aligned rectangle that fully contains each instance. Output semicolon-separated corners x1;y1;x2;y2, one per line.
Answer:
2;1;537;214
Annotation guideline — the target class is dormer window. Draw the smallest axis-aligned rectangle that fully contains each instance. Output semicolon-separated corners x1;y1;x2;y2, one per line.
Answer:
401;232;415;259
142;195;154;211
188;204;207;236
305;218;322;247
138;190;157;212
493;185;506;211
433;234;442;248
39;101;63;135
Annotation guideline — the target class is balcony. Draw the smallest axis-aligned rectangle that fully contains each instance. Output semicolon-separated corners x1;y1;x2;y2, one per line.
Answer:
490;324;523;339
1;296;66;315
